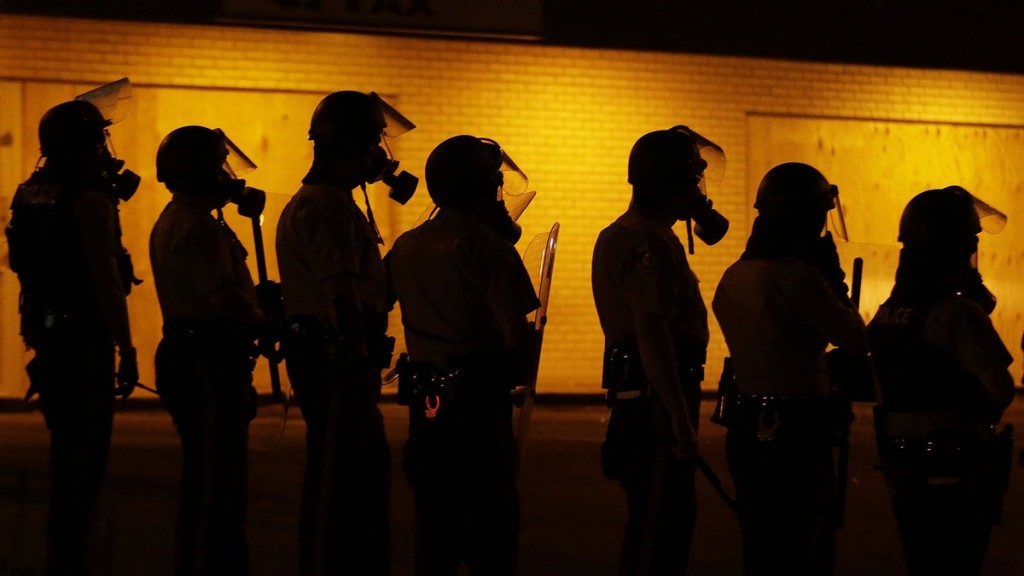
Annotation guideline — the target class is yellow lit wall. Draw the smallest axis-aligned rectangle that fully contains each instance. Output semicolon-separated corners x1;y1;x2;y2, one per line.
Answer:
2;14;1024;399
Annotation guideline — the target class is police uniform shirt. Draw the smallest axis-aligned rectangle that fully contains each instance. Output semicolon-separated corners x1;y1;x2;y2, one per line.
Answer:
869;295;1012;413
591;207;710;356
149;194;259;324
276;184;388;325
918;298;1011;383
388;208;539;365
712;258;864;397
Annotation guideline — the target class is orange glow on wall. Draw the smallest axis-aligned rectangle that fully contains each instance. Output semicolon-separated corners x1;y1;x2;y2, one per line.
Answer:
2;14;1024;399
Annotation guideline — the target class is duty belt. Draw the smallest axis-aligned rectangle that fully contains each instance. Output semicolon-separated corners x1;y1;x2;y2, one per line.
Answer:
729;393;842;443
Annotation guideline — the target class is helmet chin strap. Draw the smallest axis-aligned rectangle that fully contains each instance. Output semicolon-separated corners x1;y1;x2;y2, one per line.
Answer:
686;218;695;255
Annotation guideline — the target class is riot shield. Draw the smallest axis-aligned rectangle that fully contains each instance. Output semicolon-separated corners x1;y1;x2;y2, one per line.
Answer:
513;222;559;463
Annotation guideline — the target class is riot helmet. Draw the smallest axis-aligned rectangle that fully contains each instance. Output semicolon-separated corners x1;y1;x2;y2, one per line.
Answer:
754;162;846;240
307;90;418;203
628;126;729;247
38;78;140;200
425;136;527;209
894;186;1005;313
38;100;110;161
156;126;265;217
898;186;1005;252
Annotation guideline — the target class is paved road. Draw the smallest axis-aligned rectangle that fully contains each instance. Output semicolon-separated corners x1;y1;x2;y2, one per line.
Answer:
1;399;1022;575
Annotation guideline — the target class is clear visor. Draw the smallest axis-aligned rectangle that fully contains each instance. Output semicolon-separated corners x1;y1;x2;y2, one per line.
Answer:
827;185;848;241
215;129;257;178
671;125;726;191
75;77;132;126
971;193;1007;234
498;150;529;198
370;92;416;139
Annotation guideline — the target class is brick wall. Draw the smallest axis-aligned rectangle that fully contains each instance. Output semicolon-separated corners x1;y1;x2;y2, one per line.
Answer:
2;14;1024;397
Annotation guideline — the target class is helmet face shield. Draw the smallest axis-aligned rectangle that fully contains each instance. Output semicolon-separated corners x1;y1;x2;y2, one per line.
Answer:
669;125;725;197
827;185;848;241
75;77;132;127
497;147;529;199
370;92;416;139
216;129;257;178
971;192;1007;234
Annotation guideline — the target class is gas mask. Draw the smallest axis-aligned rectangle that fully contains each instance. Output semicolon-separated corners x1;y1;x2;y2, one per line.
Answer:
365;93;419;205
364;144;419;205
690;192;729;246
209;175;266;219
671;126;730;254
102;156;141;201
213;130;267;218
75;78;139;202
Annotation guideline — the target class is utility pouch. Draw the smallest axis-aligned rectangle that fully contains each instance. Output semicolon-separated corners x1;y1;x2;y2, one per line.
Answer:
710;357;737;428
368;333;396;370
601;342;645;405
396;355;459;424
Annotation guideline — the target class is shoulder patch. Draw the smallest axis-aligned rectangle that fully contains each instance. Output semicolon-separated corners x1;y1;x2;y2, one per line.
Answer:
636;242;655;277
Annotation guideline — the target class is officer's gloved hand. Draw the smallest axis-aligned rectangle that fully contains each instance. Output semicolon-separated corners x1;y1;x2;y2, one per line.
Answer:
479;200;522;244
115;346;139;400
255;280;283;317
804;231;852;306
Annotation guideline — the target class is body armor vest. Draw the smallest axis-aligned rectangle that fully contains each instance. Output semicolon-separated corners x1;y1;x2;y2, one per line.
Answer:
7;170;103;345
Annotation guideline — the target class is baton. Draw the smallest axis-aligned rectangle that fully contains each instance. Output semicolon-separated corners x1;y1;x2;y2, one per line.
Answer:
696;456;739;514
251;216;283;403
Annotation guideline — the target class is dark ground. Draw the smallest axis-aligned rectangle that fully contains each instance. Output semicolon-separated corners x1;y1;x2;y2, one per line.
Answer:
1;398;1023;575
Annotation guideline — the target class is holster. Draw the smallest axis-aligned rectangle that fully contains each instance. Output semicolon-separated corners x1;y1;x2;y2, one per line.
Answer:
601;342;645;405
710;357;737;428
366;332;396;371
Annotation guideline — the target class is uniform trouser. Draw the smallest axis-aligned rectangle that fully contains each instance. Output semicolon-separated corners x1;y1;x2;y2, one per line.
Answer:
155;332;254;576
30;327;115;576
284;333;391;576
604;396;696;576
403;387;520;576
726;428;836;576
887;463;993;576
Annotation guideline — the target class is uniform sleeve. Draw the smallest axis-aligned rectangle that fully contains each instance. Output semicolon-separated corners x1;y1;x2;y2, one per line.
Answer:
926;298;1013;378
480;241;540;320
790;263;866;350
